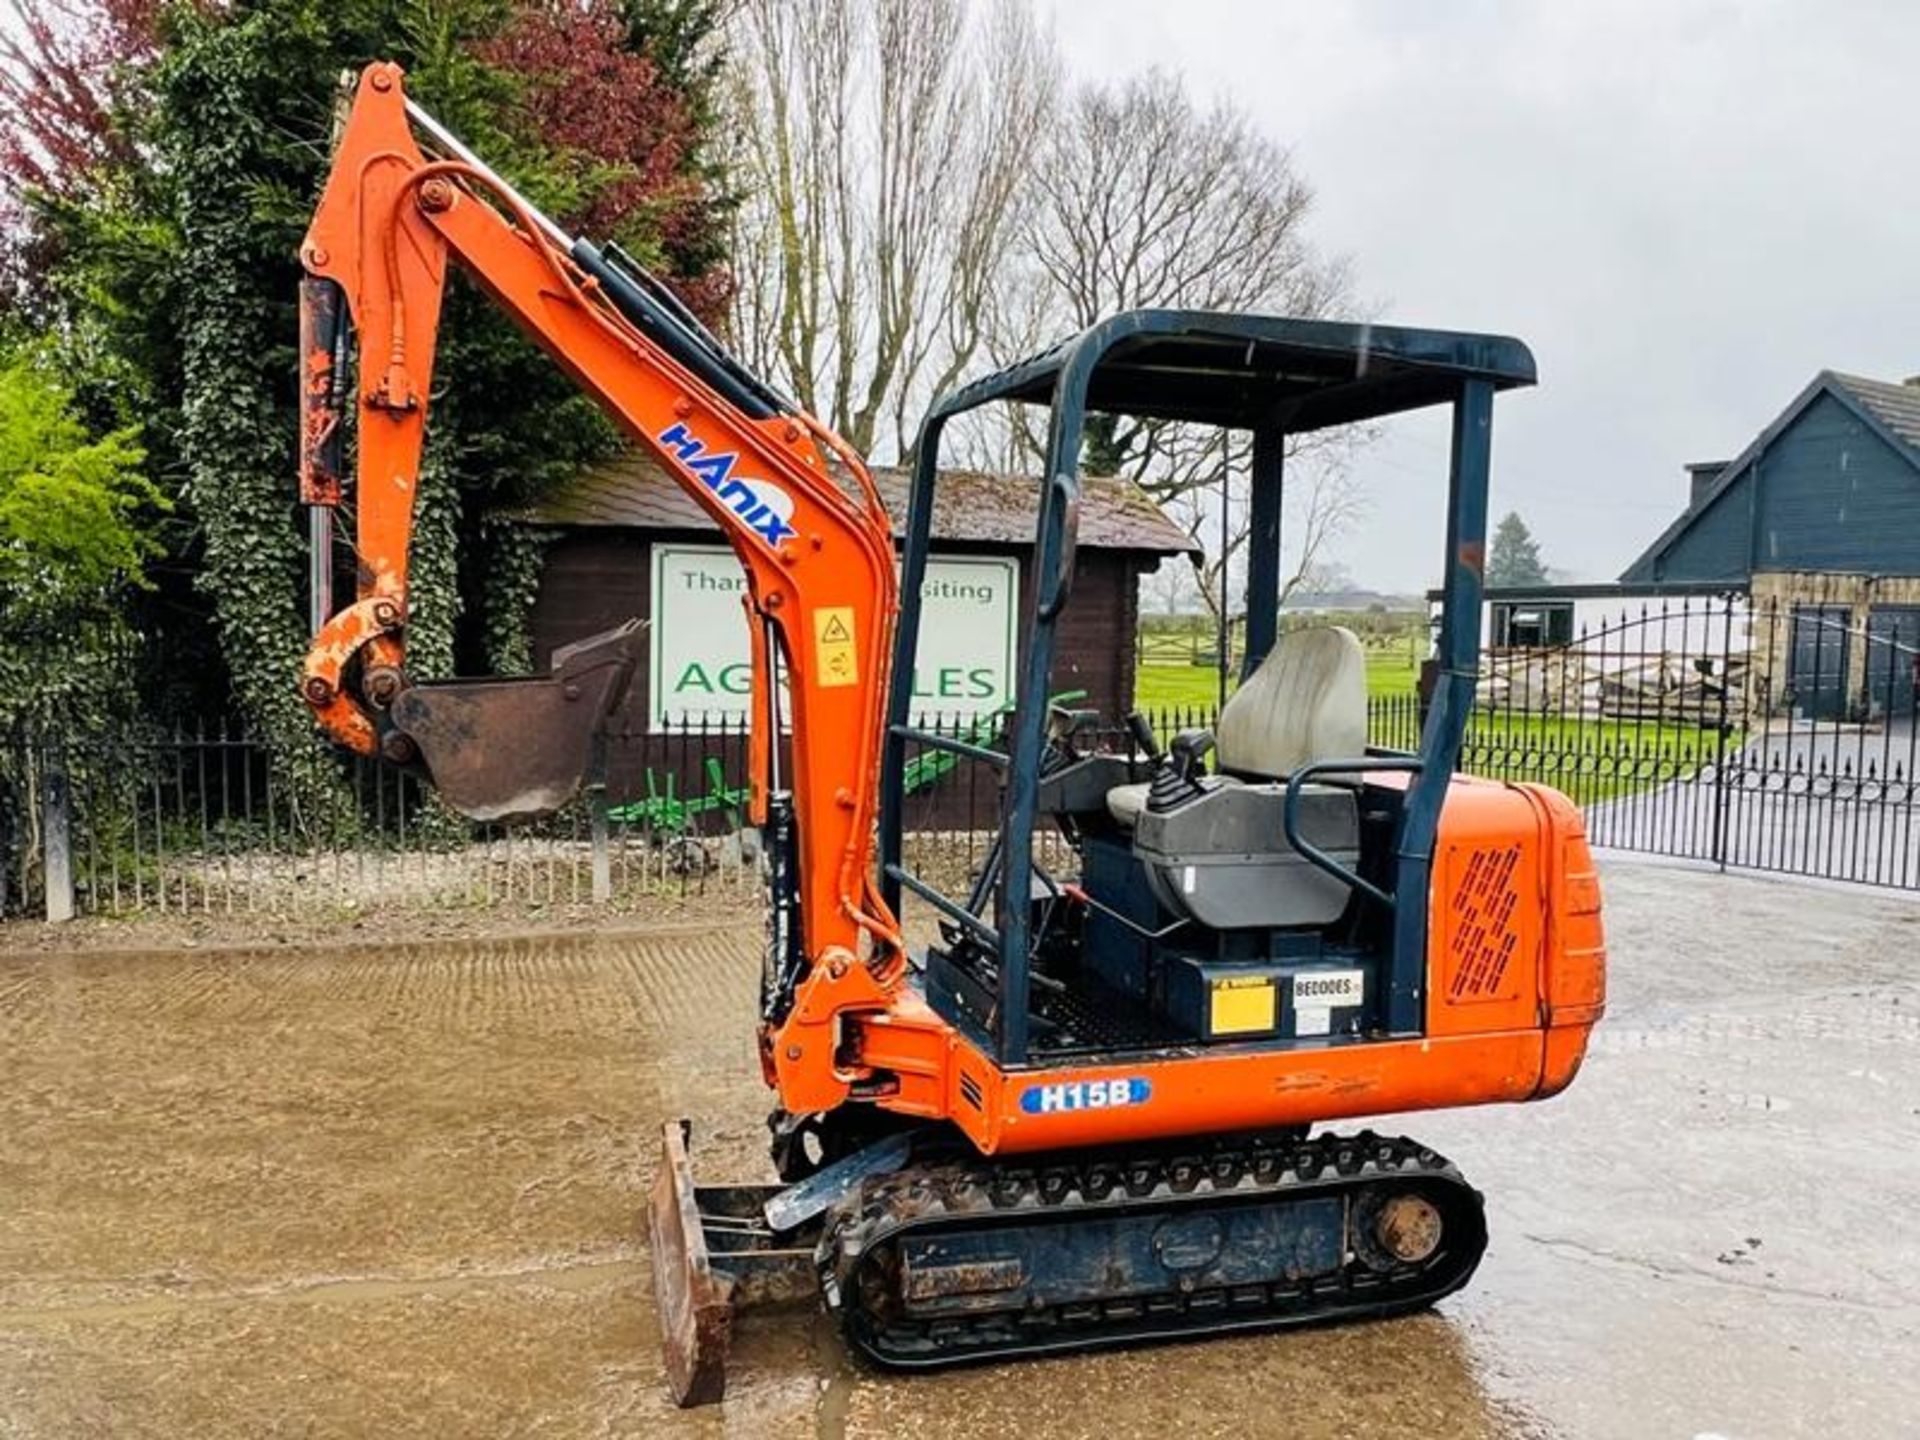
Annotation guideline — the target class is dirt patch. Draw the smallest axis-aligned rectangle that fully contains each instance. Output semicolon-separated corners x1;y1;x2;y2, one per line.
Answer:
4;861;1917;1437
0;884;757;958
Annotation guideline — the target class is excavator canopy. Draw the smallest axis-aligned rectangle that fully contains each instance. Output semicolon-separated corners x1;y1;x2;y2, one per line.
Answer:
929;309;1536;431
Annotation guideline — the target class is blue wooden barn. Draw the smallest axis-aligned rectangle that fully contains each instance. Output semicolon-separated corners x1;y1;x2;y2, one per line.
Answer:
1620;371;1920;717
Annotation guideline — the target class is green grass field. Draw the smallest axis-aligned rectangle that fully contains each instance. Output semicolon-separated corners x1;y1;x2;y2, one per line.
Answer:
1133;654;1731;803
1455;712;1737;804
1134;647;1422;709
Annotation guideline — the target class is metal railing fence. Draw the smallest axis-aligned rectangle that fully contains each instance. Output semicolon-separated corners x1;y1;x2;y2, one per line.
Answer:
4;595;1916;921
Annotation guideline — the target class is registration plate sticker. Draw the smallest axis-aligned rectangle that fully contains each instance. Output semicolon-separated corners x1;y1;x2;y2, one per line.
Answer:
1292;969;1365;1036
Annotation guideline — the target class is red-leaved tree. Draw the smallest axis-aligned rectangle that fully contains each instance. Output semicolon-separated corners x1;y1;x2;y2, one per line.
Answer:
0;0;165;297
3;0;729;315
477;0;730;320
0;0;159;194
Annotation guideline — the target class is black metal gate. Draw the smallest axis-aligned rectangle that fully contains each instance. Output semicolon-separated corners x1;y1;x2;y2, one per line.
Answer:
1366;595;1919;891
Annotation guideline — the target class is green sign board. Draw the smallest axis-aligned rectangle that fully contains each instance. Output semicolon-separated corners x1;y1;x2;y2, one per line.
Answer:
649;544;1019;730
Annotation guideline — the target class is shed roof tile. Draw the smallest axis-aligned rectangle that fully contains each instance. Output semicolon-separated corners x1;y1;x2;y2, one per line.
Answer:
514;452;1200;555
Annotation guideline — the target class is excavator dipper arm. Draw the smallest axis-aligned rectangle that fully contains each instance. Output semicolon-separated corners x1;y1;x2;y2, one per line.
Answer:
298;64;906;1109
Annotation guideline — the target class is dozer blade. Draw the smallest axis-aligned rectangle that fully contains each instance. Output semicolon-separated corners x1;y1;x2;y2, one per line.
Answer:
648;1120;821;1408
650;1119;735;1407
389;618;642;823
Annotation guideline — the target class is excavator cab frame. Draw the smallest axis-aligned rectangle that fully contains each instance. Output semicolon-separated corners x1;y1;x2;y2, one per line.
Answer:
879;312;1535;1067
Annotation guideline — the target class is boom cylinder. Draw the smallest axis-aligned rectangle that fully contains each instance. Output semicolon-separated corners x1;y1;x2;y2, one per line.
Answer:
298;275;349;636
297;275;348;507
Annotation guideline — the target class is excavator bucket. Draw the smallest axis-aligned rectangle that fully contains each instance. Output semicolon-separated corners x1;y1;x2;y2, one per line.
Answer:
389;618;643;823
648;1121;820;1407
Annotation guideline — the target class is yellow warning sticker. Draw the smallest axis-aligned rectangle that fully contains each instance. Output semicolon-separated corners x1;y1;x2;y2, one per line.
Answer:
814;606;858;688
1209;975;1276;1035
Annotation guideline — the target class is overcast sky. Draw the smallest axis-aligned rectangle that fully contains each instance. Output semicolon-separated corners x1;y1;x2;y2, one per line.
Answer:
1041;0;1920;591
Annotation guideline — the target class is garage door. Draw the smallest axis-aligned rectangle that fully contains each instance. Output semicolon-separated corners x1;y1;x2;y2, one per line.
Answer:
1866;605;1920;718
1788;604;1853;721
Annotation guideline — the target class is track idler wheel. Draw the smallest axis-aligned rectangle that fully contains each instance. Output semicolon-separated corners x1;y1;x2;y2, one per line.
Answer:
1373;1192;1445;1265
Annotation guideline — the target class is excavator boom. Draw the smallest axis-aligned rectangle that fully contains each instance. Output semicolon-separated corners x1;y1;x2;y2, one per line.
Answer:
298;63;902;983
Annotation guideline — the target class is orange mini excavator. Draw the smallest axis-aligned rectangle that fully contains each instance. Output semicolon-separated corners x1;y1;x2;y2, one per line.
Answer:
298;64;1606;1405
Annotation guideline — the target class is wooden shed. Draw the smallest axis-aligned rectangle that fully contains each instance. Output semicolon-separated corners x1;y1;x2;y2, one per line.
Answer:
509;454;1195;807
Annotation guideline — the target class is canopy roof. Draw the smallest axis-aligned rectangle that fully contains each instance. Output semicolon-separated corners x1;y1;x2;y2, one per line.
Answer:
932;309;1537;433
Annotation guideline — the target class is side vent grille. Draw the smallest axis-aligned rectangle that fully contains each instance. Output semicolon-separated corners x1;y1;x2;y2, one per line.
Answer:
959;1071;984;1110
1448;843;1523;1002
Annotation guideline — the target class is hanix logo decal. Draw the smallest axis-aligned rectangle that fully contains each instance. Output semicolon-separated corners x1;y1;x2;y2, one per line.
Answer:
657;423;798;546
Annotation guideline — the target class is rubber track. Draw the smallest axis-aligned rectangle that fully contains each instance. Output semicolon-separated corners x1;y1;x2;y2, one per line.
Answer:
823;1130;1487;1370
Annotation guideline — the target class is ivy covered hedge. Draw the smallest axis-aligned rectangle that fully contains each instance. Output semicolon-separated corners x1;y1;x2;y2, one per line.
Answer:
2;0;729;759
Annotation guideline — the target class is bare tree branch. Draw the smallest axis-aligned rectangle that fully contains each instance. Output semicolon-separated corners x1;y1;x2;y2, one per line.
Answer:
726;5;1371;612
726;0;1055;460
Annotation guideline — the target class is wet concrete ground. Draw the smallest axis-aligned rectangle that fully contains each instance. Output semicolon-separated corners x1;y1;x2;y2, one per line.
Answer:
1;859;1915;1438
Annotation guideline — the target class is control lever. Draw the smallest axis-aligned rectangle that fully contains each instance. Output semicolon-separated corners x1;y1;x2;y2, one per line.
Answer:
1168;728;1215;781
1045;706;1104;769
1125;710;1164;763
1147;727;1215;813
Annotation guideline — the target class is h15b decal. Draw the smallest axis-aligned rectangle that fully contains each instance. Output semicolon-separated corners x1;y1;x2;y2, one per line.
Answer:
1019;1077;1152;1115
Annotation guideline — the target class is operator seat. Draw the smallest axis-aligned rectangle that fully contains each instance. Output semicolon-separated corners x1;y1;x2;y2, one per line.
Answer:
1108;625;1369;825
